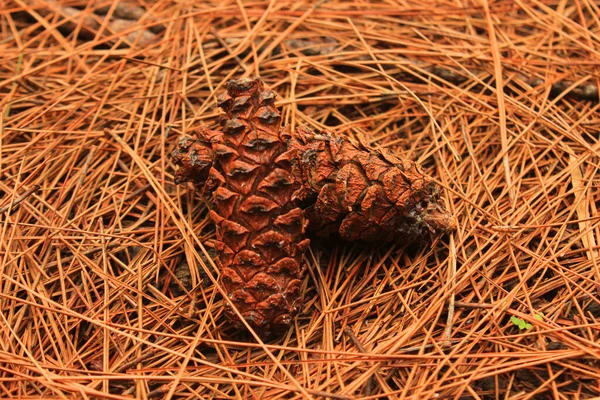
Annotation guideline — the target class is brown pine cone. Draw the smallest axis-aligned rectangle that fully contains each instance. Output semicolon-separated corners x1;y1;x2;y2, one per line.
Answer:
206;78;309;334
172;77;456;334
288;126;456;242
172;124;456;242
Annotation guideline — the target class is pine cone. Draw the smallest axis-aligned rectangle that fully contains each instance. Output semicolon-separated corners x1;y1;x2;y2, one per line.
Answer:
172;77;456;335
207;78;309;334
172;125;456;242
288;126;456;242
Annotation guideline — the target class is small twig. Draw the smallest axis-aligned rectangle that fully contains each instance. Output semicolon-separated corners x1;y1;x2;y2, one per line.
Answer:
344;327;375;396
0;184;40;214
344;327;367;352
148;384;170;399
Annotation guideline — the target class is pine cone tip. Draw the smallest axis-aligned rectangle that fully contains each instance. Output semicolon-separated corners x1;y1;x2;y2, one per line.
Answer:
423;205;457;234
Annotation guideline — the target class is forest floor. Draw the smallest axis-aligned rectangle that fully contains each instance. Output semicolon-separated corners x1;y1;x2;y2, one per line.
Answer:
1;0;599;398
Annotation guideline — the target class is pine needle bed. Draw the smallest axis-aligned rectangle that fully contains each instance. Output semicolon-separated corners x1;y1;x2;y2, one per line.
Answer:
1;1;599;398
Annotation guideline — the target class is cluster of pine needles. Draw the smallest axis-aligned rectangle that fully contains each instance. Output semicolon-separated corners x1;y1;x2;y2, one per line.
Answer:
1;0;600;398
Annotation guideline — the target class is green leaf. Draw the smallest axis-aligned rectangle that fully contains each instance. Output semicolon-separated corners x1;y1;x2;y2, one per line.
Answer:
534;313;544;321
510;316;533;330
511;316;524;328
